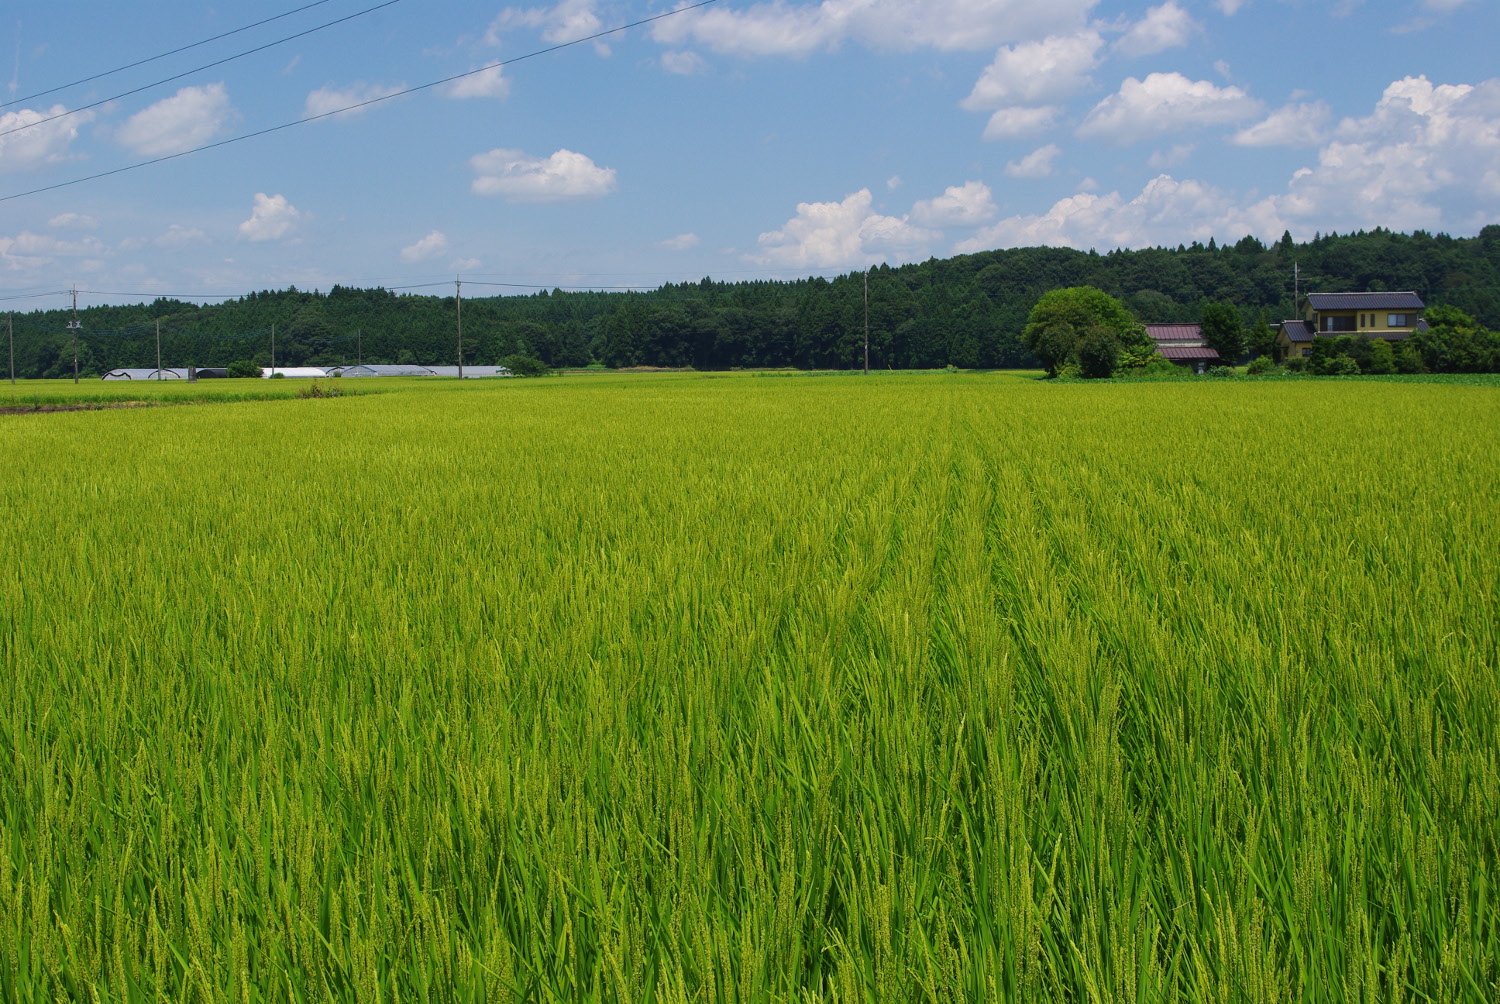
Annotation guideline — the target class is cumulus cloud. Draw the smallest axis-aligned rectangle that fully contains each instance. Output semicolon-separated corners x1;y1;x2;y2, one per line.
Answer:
489;0;608;53
1232;102;1331;146
1077;72;1261;142
0;230;109;273
660;51;707;75
1218;0;1246;13
48;212;98;230
117;84;233;156
752;189;938;268
962;32;1102;110
656;232;701;249
305;82;405;118
0;105;94;173
981;105;1060;139
446;66;510;99
1004;144;1063;178
239;193;302;242
1147;142;1194;168
650;0;1099;57
401;230;450;262
955;175;1266;252
155;224;209;248
954;75;1500;254
911;181;998;226
469;148;617;202
1114;2;1198;57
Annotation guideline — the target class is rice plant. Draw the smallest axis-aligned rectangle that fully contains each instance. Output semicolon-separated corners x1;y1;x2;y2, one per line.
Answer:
1;373;1496;1001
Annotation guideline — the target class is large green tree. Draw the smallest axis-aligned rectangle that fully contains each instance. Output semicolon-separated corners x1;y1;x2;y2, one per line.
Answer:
1022;286;1157;377
1199;302;1247;364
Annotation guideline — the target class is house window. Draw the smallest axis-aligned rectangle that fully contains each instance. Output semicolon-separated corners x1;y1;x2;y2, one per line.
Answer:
1321;315;1355;332
1387;313;1410;327
1301;347;1310;357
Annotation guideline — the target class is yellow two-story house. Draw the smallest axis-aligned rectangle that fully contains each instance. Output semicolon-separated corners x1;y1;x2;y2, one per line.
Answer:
1276;291;1426;358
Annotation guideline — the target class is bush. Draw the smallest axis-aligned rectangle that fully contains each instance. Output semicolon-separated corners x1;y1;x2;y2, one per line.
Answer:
1366;338;1397;375
269;372;286;379
1205;366;1235;378
1330;354;1361;376
226;360;263;379
500;354;550;377
1246;356;1275;375
1284;357;1308;372
1396;342;1425;374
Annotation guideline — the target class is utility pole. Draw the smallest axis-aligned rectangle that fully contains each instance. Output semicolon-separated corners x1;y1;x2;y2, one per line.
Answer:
69;286;80;383
155;319;162;379
7;313;13;385
270;323;276;376
455;277;464;379
1293;262;1300;318
357;328;362;367
863;269;870;375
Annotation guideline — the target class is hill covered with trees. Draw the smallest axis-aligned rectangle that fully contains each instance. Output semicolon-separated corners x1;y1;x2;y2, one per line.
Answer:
7;225;1499;378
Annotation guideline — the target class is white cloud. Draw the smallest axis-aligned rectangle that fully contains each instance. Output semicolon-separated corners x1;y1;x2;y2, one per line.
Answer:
489;0;608;53
1004;144;1063;178
1114;2;1198;57
305;82;404;118
1232;102;1330;146
1148;142;1194;167
656;232;701;250
401;230;450;262
117;84;233;156
651;0;1100;57
446;66;510;99
912;181;998;225
1077;72;1261;142
1217;0;1245;13
660;51;707;75
155;224;209;248
48;212;98;230
0;230;109;273
0;106;95;174
1214;59;1231;79
1423;0;1472;9
1264;76;1500;232
955;175;1263;252
752;189;938;268
452;257;482;270
955;75;1500;254
982;105;1061;139
886;175;903;190
962;32;1102;110
469;148;617;202
238;193;302;242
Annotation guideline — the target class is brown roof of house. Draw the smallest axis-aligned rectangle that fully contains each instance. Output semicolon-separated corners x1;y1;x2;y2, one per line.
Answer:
1159;345;1222;361
1145;323;1203;342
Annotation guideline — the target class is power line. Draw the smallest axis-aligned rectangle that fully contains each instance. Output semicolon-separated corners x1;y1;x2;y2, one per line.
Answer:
0;0;340;112
0;0;406;144
0;0;724;205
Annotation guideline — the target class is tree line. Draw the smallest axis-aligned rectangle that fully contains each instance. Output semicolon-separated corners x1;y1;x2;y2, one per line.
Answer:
5;225;1499;379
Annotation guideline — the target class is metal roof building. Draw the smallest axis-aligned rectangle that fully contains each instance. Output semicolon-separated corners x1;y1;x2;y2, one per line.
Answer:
101;368;187;380
427;365;513;378
1145;323;1223;373
334;364;435;377
261;367;329;378
1305;291;1424;312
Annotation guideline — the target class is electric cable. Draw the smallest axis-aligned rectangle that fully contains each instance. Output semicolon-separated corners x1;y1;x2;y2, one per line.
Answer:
0;0;406;143
0;0;723;204
1;0;340;111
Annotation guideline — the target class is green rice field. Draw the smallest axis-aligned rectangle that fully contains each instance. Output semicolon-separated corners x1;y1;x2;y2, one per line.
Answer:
2;373;1497;1001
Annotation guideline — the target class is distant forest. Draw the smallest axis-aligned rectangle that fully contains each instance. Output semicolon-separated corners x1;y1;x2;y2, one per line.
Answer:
7;225;1500;378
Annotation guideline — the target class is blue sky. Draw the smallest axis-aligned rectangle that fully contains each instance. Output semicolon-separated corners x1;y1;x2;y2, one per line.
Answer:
1;0;1497;306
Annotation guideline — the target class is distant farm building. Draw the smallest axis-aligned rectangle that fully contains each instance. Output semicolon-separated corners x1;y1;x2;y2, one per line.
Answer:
1145;324;1222;374
333;364;435;377
1276;292;1428;359
261;367;330;378
428;365;513;378
101;368;187;380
